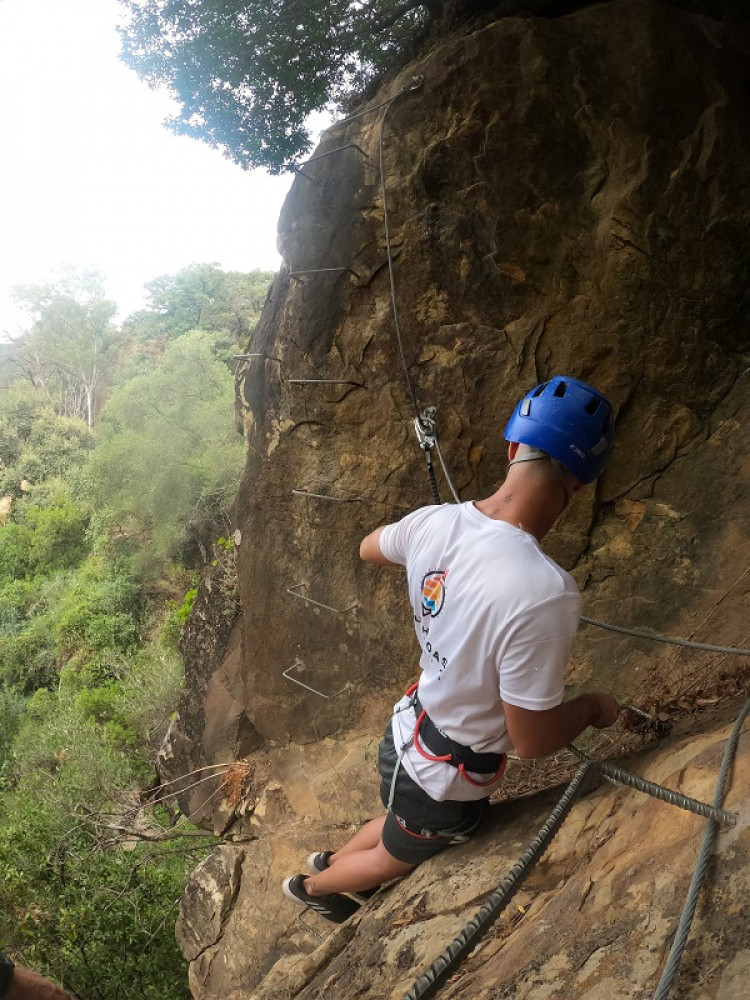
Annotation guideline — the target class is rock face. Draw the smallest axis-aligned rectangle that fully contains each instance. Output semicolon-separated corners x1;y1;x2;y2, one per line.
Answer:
233;0;750;747
172;1;750;997
243;716;750;1000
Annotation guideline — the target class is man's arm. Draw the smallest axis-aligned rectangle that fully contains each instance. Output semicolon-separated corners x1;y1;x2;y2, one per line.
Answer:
502;692;620;759
359;526;398;565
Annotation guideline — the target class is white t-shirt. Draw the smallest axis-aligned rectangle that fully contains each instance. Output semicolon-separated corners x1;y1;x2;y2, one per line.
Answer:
379;501;580;801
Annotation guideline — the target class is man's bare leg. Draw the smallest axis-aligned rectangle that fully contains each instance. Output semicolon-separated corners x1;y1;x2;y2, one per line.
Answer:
304;838;414;896
326;815;387;863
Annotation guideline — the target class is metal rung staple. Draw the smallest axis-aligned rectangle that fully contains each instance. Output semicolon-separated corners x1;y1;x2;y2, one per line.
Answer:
287;583;358;614
296;911;325;941
332;76;424;127
300;143;369;167
282;661;348;701
287;379;366;386
292;489;362;503
289;267;360;280
232;353;282;362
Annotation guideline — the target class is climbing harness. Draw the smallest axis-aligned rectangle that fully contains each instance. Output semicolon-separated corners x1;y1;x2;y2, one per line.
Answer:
402;697;747;1000
412;690;507;788
386;682;506;816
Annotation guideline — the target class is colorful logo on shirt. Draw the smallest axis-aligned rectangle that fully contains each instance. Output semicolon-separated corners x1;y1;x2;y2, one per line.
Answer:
421;569;448;617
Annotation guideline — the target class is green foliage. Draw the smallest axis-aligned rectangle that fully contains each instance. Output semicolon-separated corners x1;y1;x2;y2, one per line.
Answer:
0;699;196;999
89;329;244;573
0;490;88;579
0;380;93;495
0;561;142;691
9;268;118;429
0;263;259;997
25;495;90;572
178;587;199;621
0;523;33;579
0;688;24;790
74;685;140;750
112;642;184;755
118;0;437;171
123;263;273;351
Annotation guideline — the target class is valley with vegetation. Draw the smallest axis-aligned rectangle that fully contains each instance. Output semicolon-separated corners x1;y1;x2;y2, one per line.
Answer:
0;264;273;999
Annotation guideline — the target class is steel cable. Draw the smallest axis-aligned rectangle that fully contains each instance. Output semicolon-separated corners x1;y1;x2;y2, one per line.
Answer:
568;747;737;827
402;761;597;1000
378;78;424;426
650;696;750;1000
580;616;750;656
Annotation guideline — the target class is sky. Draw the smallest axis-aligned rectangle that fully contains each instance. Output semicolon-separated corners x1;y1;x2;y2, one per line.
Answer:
0;0;295;337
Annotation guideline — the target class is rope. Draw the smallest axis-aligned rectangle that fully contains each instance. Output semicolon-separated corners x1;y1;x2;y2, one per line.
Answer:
434;437;461;504
378;76;462;507
651;696;750;1000
580;616;750;656
379;78;424;426
402;761;597;1000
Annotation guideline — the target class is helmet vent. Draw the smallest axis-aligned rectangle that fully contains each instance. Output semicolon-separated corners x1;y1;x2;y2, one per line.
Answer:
533;383;548;397
584;397;601;415
553;381;567;397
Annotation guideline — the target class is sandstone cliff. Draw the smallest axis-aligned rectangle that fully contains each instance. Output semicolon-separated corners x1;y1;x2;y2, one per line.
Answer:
167;1;750;997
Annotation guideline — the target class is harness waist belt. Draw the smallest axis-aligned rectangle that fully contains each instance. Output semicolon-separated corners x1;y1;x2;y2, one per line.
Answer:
413;694;505;774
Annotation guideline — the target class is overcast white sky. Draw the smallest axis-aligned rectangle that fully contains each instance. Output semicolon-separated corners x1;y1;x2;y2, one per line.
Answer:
0;0;294;337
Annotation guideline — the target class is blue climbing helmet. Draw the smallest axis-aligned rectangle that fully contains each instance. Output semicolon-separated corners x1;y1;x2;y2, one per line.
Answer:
504;376;615;483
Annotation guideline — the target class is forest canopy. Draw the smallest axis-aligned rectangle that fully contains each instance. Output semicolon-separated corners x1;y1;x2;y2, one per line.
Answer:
0;263;272;999
117;0;440;171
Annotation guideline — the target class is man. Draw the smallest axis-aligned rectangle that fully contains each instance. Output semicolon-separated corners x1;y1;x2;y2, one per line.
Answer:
0;955;73;1000
283;375;621;923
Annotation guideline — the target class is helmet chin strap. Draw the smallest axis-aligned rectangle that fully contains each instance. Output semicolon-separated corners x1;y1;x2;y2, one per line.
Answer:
507;447;549;467
508;449;574;503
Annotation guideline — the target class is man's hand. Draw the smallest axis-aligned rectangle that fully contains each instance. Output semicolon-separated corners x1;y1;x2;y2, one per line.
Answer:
589;692;621;729
503;692;621;759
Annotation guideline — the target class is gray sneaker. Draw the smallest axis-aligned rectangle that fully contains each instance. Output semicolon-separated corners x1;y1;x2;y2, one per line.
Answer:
306;851;335;874
282;874;361;924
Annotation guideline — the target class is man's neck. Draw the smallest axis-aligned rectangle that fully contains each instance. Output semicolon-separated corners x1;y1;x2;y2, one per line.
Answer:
473;477;567;542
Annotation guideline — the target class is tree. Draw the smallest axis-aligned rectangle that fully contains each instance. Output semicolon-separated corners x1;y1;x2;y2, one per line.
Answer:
0;380;93;496
9;269;117;430
118;0;439;172
88;330;245;570
123;263;273;349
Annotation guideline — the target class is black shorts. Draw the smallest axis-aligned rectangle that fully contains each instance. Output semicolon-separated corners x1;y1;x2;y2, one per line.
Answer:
378;722;489;865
